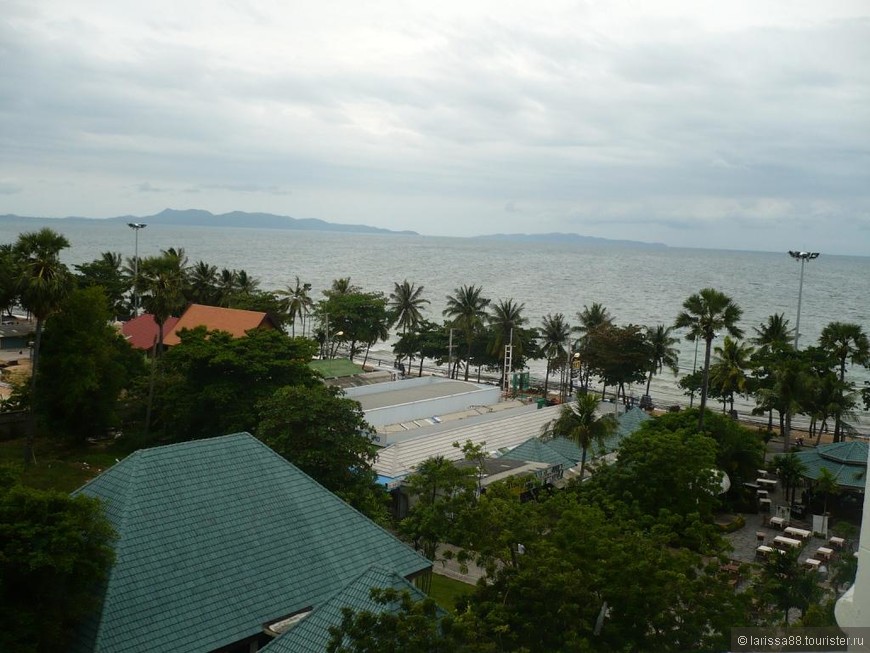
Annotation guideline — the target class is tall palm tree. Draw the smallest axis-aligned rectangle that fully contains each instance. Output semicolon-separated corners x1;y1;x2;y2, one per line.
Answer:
542;392;617;481
819;322;870;442
709;336;755;413
674;288;743;431
753;313;793;351
388;280;429;367
278;276;314;337
573;303;613;391
644;324;679;397
443;285;490;381
540;313;571;395
186;260;219;305
0;243;19;318
488;298;528;380
14;228;72;464
137;253;187;432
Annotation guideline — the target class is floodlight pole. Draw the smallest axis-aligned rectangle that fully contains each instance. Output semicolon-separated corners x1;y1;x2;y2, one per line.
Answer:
127;223;146;315
788;251;820;350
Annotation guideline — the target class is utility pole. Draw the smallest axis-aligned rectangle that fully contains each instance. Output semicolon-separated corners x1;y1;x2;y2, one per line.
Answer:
447;328;456;379
788;250;820;350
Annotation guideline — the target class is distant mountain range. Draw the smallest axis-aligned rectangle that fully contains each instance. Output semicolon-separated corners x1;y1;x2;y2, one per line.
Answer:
1;209;665;248
0;208;419;236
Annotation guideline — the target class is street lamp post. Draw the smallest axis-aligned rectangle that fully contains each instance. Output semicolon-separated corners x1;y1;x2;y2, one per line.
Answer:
689;335;700;408
128;223;147;315
788;251;820;350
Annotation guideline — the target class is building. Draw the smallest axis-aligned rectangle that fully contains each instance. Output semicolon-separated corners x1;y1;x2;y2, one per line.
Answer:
120;314;180;350
71;433;430;653
162;304;279;347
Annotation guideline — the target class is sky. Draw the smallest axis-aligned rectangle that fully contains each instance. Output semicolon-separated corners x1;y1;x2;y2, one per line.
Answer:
2;0;869;254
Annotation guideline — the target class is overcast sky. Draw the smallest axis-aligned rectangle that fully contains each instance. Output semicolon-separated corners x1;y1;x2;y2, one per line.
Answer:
2;1;868;254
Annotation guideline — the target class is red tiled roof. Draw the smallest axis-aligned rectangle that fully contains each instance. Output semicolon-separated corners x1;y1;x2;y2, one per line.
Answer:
163;304;276;346
122;315;180;350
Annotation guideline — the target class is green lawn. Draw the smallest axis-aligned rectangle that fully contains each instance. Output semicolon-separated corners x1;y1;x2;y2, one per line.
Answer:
428;573;475;612
309;358;365;378
0;435;139;493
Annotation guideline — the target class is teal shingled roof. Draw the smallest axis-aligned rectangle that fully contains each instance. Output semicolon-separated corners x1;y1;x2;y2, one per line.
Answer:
543;437;585;464
500;437;577;467
795;441;868;491
263;565;436;653
71;433;430;653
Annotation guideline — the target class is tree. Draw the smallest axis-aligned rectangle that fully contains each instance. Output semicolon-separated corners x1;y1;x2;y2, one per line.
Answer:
400;456;476;580
186;260;219;305
278;276;314;337
644;324;679;398
0;243;19;317
573;302;614;391
813;467;839;515
819;322;870;442
583;324;650;403
0;479;115;653
487;298;528;380
327;588;489;653
257;384;387;521
750;313;794;434
13;228;72;463
754;547;821;624
319;291;391;361
36;287;144;441
674;288;744;431
136;252;187;358
542;392;616;480
540;313;571;395
773;453;806;507
74;251;129;319
443;285;490;381
388;280;429;368
150;327;320;439
709;336;754;414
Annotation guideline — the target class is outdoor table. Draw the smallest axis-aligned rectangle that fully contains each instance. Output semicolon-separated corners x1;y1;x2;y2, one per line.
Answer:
757;489;768;498
756;545;774;558
829;537;845;549
773;535;802;549
759;498;772;511
784;526;811;540
756;531;766;543
805;558;822;570
816;547;834;560
769;516;786;529
757;478;778;488
757;469;769;478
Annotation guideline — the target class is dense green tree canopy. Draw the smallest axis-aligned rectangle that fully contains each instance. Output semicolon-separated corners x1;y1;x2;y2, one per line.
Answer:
150;327;319;439
257;383;386;520
36;287;144;441
0;478;116;653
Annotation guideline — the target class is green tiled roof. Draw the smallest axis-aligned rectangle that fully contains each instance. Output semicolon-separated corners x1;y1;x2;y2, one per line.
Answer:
71;433;430;653
263;565;434;653
795;441;868;491
543;437;585;464
500;438;577;467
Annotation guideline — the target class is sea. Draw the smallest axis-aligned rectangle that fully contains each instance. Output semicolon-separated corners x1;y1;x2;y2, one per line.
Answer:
2;217;868;435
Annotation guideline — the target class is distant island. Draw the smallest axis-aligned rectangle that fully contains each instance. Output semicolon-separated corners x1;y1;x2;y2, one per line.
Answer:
473;232;667;249
1;209;665;248
0;208;420;236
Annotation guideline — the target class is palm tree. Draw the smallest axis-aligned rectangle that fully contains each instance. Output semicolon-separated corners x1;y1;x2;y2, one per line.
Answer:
819;322;870;442
644;324;679;398
186;260;219;305
814;467;840;515
753;313;792;350
488;298;528;381
137;253;187;431
389;280;429;367
751;314;794;434
709;336;755;414
13;228;72;464
0;243;19;318
540;313;571;395
573;303;613;391
542;392;617;481
674;288;743;431
774;453;806;507
443;285;490;381
278;276;314;337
